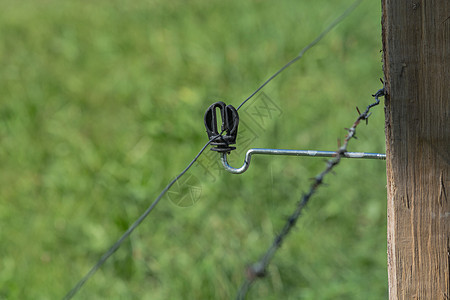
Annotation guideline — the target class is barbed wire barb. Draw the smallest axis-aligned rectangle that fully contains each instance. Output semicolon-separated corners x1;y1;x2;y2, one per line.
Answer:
236;88;385;299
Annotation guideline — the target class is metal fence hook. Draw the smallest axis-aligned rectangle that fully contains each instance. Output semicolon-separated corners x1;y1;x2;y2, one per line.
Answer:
204;101;385;175
220;148;386;174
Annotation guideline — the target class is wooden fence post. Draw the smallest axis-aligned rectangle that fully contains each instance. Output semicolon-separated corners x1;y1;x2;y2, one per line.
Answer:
382;0;449;298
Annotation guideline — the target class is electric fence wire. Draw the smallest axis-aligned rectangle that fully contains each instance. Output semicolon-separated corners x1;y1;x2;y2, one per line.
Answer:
236;88;386;300
236;0;363;111
63;139;214;300
63;1;363;298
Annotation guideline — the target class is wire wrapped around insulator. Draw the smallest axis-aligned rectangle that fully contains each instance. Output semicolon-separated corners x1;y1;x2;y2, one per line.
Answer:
204;101;239;152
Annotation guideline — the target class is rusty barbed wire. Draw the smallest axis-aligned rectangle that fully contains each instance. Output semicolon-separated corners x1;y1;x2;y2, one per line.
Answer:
236;87;386;300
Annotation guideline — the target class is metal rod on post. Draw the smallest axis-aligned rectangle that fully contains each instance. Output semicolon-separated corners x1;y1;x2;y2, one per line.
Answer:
221;148;386;174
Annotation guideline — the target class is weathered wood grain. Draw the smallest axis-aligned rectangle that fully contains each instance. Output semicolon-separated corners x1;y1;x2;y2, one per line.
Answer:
382;0;450;298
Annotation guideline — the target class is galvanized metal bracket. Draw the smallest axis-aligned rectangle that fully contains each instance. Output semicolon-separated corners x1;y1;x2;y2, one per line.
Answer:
220;148;386;174
204;101;386;174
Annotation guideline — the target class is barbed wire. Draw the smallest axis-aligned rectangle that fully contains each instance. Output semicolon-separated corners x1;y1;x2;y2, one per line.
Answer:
236;87;386;300
63;1;362;298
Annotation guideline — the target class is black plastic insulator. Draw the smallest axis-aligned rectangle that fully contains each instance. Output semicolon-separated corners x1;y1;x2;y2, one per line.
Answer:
204;101;239;153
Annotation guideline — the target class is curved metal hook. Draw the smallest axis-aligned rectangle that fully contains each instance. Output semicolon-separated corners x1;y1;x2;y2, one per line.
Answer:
221;148;386;174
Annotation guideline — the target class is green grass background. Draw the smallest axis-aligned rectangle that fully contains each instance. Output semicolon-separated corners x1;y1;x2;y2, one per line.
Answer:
0;0;387;299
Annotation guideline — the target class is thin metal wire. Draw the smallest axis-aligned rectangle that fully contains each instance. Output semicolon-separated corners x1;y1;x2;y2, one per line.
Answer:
63;139;214;300
236;0;363;111
236;89;385;299
221;148;386;174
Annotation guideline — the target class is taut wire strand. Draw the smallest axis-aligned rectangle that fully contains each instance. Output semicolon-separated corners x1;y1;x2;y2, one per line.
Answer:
236;0;363;111
63;139;214;300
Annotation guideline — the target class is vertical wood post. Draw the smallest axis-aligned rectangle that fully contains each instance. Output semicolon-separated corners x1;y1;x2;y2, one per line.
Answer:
382;0;449;298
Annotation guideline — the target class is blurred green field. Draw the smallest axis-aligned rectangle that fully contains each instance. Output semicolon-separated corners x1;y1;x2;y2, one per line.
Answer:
0;0;387;299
